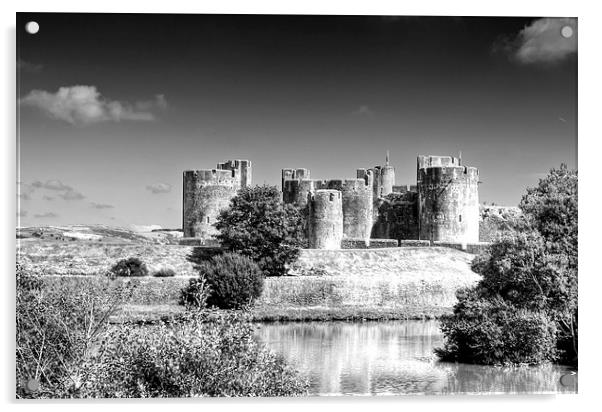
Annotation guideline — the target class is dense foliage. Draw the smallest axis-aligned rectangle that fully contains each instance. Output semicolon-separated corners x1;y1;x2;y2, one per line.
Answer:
182;252;264;309
16;265;307;398
85;312;308;397
215;185;305;277
16;265;130;398
110;257;149;277
437;165;577;365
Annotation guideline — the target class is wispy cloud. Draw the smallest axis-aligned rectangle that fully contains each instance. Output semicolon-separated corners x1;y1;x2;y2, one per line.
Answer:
17;59;43;73
90;202;115;209
34;212;58;219
31;179;73;191
494;18;577;65
58;190;85;201
20;85;167;125
28;179;86;201
17;182;34;200
352;105;374;117
146;183;172;194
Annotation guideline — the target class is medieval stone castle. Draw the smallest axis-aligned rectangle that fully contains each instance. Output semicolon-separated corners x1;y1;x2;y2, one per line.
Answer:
183;153;480;249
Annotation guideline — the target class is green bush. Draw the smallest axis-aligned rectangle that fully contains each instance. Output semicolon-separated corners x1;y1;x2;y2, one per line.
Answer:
436;293;558;365
152;267;176;277
83;312;308;397
110;257;148;277
182;252;264;310
216;185;305;276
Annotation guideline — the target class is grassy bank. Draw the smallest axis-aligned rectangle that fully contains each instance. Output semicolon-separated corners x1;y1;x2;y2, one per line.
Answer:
27;245;480;323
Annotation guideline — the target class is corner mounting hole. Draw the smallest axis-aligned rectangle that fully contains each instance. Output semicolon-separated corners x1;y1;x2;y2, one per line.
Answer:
25;21;40;34
561;26;573;38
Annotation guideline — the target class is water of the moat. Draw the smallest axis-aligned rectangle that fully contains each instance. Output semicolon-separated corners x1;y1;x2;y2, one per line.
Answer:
255;320;577;396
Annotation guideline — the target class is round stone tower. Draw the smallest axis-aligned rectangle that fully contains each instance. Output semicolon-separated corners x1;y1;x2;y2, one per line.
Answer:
380;150;395;197
417;156;479;243
340;179;373;241
308;189;343;249
182;169;238;239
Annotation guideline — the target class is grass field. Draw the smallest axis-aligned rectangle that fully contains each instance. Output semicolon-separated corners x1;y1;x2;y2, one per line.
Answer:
18;227;481;322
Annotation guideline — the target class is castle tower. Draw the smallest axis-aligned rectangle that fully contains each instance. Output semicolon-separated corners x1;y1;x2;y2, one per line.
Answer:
380;151;395;197
182;159;252;239
417;155;479;243
364;152;396;199
281;168;311;205
308;189;343;249
217;159;252;188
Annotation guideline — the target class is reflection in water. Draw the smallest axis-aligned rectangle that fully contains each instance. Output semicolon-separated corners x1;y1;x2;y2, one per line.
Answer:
255;321;577;396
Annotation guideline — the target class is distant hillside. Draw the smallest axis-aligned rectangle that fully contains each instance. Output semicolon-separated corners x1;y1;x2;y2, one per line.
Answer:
17;224;183;245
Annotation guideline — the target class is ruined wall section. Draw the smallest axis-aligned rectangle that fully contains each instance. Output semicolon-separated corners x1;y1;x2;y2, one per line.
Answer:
217;159;252;188
417;163;479;243
372;191;419;241
308;190;343;249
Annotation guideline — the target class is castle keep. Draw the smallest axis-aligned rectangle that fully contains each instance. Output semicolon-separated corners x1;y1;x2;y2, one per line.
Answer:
182;153;479;249
182;159;251;238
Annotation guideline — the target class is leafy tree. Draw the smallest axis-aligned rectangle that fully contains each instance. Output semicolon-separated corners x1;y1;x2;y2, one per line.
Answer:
215;185;305;277
438;165;578;365
519;164;578;267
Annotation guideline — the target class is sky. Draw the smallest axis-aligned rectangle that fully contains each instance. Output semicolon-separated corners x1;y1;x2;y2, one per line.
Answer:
16;13;577;229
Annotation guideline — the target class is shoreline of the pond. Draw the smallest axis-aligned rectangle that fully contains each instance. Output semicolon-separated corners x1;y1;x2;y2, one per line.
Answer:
115;303;454;324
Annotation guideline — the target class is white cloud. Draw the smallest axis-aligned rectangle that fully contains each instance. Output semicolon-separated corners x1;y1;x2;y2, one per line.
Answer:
146;183;172;194
497;18;577;65
20;85;166;125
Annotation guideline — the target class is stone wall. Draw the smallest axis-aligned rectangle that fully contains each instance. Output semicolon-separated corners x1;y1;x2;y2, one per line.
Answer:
341;238;398;249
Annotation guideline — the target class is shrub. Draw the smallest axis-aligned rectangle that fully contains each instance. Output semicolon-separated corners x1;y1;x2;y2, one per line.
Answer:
83;312;308;397
16;264;132;398
110;257;148;277
182;252;264;309
180;276;211;308
215;185;305;276
435;293;558;365
152;267;176;277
